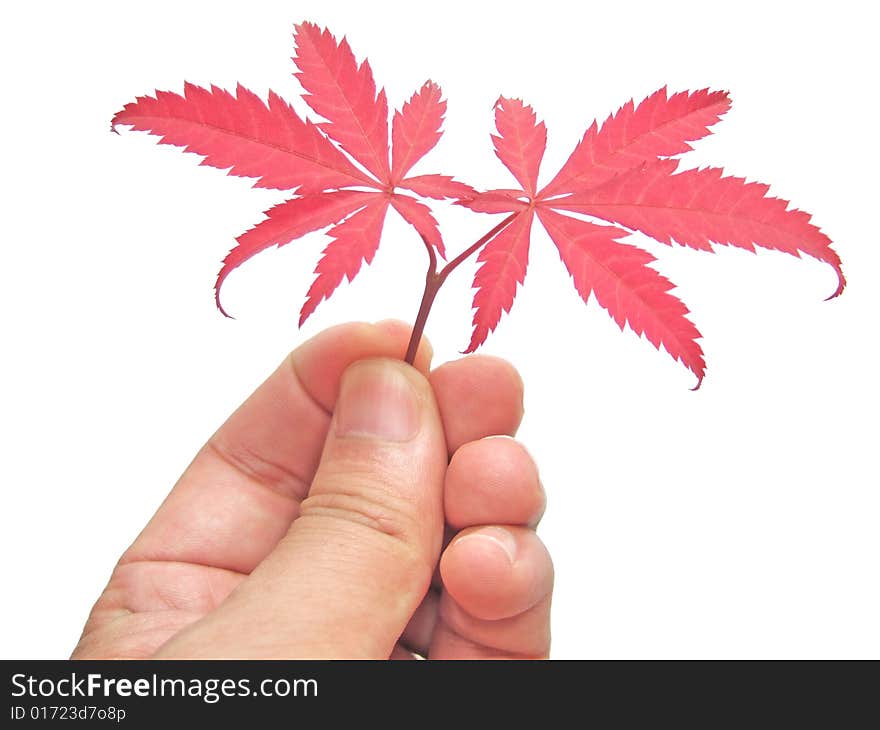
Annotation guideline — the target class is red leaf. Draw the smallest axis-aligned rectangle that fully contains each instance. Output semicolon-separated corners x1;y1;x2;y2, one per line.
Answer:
465;209;535;353
492;98;547;198
392;81;445;183
293;22;390;183
400;174;476;200
112;83;371;192
540;87;730;198
537;207;706;386
299;198;391;325
215;190;376;316
390;194;445;257
467;89;842;382
115;23;477;321
557;160;846;297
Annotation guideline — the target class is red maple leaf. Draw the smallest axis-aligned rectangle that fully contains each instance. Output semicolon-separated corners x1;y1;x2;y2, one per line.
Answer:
461;89;845;387
113;21;844;388
112;22;474;324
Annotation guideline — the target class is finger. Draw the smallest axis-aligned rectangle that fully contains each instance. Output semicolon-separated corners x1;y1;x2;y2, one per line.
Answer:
390;646;420;660
406;438;544;651
399;588;440;657
157;358;448;658
121;322;432;574
429;355;524;454
444;437;545;530
430;526;554;659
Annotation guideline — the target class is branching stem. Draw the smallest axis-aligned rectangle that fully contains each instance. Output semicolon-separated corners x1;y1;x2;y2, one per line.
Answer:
404;213;517;364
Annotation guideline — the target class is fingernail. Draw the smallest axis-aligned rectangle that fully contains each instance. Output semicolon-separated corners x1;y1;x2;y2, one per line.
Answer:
336;360;421;442
468;527;518;565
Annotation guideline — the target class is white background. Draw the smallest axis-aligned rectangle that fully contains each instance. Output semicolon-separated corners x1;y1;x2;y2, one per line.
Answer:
2;1;877;659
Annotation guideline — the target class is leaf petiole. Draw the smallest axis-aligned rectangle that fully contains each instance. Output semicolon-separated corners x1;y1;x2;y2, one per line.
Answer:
404;213;518;364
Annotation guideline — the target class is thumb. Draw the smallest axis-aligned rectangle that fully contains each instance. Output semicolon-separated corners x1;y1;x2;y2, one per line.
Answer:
160;358;447;658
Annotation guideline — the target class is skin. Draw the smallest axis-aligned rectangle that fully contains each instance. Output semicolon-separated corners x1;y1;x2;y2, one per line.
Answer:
72;321;553;659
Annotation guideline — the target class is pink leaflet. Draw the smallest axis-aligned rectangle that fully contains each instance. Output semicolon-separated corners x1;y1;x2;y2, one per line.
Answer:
492;98;547;198
457;189;529;214
390;194;445;257
293;22;390;183
556;160;845;298
465;209;535;353
299;198;391;325
539;87;731;198
399;174;477;200
215;190;376;316
391;81;445;183
111;83;371;192
536;207;706;386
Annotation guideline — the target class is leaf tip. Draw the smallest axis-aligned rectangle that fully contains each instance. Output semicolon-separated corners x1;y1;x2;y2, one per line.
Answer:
825;274;846;301
214;257;242;319
214;284;235;320
827;250;847;299
298;303;315;328
463;326;487;355
110;105;130;132
294;19;318;36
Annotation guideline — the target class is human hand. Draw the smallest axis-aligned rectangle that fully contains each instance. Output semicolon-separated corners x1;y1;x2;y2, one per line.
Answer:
73;321;553;659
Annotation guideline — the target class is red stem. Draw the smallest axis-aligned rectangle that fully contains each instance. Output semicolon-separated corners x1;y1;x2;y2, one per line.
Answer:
404;213;518;364
403;270;442;365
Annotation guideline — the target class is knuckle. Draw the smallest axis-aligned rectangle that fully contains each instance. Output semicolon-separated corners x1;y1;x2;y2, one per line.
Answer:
298;464;426;562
